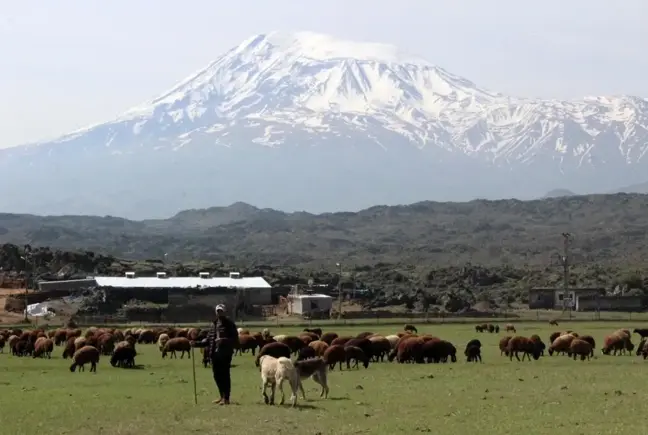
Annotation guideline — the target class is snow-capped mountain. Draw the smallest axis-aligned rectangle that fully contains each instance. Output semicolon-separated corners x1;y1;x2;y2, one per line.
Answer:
2;31;648;219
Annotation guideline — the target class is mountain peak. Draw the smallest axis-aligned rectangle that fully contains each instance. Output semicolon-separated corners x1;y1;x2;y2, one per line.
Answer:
236;31;432;65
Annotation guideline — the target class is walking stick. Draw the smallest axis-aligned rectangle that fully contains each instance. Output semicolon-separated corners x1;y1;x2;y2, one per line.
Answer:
191;345;198;405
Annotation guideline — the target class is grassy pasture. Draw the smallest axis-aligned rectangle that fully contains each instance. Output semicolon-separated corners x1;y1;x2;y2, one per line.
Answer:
0;322;647;435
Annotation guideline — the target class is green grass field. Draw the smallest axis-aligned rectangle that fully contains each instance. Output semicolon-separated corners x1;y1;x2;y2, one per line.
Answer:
1;322;647;435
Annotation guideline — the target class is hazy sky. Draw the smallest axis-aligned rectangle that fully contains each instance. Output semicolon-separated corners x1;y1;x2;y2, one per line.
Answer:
1;0;646;148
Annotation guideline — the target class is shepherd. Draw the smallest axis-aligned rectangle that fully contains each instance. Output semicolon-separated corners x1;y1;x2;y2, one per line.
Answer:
195;304;239;405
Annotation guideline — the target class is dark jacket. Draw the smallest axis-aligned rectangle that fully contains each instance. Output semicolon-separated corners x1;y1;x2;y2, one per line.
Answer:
199;316;239;355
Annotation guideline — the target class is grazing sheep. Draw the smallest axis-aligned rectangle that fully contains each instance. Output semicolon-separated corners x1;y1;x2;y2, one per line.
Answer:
293;357;329;400
634;328;648;339
404;324;418;334
549;320;559;326
300;332;319;343
74;336;87;351
529;335;546;356
110;341;136;368
322;344;347;370
256;342;292;367
636;338;648;359
421;339;456;363
499;336;512;356
506;336;541;361
308;340;329;357
384;334;400;349
70;345;100;373
97;334;115;356
368;336;391;362
548;334;576;356
344;338;373;360
345;346;370;369
157;333;170;352
505;324;516;333
161;337;192;359
137;329;156;344
62;337;77;359
259;355;301;407
303;328;322;337
494;325;500;333
549;331;562;346
579;335;596;357
569;338;593;361
0;337;4;353
320;332;338;344
390;336;425;364
602;331;634;356
12;339;33;357
475;324;485;333
465;345;482;362
33;338;54;359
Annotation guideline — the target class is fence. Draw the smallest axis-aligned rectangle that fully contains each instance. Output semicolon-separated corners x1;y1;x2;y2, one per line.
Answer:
17;308;648;329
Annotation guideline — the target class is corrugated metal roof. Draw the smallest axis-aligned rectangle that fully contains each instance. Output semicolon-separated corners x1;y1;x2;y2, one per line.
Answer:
93;276;271;289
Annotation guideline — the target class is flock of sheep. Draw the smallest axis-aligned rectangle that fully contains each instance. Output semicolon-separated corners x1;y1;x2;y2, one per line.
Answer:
2;322;648;407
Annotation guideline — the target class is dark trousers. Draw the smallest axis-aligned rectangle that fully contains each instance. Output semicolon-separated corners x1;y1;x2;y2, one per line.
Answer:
211;349;233;400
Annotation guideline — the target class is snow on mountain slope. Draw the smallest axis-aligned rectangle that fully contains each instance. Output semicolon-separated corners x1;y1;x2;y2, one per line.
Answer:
2;31;648;218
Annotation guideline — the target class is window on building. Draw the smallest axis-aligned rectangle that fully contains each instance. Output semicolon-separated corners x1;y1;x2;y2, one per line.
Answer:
558;294;564;301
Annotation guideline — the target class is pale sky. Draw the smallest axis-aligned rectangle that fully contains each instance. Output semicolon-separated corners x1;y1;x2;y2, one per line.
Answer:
1;0;646;148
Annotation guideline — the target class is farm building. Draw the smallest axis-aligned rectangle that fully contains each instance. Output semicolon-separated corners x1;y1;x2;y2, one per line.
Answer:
286;293;333;316
92;271;272;306
528;287;642;311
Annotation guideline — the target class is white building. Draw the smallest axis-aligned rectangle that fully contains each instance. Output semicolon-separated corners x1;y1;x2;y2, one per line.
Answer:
91;271;272;305
287;293;333;315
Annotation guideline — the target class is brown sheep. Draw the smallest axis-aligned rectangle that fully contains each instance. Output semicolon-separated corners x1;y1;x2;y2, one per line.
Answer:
487;324;495;333
110;341;136;368
602;332;634;355
344;338;373;361
298;334;315;346
368;336;391;362
301;331;319;341
529;335;546;356
506;336;541;361
255;342;291;367
303;328;322;337
33;338;54;359
345;346;369;369
475;324;485;333
319;332;338;344
548;334;576;356
569;338;593;361
138;329;156;344
355;332;374;340
579;335;596;357
53;329;68;346
636;338;648;359
62;337;76;359
499;336;512;356
322;344;346;370
235;334;262;356
330;336;353;347
404;324;417;334
74;337;87;351
421;339;456;363
296;346;317;361
549;331;562;345
70;345;100;373
162;337;192;359
275;335;306;355
97;333;115;356
390;336;424;363
505;324;516;333
308;340;329;357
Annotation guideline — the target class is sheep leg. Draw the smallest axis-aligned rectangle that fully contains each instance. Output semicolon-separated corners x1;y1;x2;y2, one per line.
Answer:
262;380;270;404
91;362;97;373
278;378;285;405
299;379;307;400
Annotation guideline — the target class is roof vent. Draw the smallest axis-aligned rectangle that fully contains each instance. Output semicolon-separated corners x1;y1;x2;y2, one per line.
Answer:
125;272;135;279
156;272;168;279
199;272;210;279
229;272;241;279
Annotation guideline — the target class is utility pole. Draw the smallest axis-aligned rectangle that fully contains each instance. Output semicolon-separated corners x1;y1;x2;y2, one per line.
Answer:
21;246;32;323
561;233;572;317
336;262;343;319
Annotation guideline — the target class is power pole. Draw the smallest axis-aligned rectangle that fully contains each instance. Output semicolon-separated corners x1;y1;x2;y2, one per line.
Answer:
561;233;572;318
336;263;343;319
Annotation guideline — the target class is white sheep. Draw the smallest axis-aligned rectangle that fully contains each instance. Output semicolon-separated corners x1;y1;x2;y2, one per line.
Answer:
259;355;301;407
385;335;400;349
273;334;287;343
157;333;170;352
262;328;271;339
